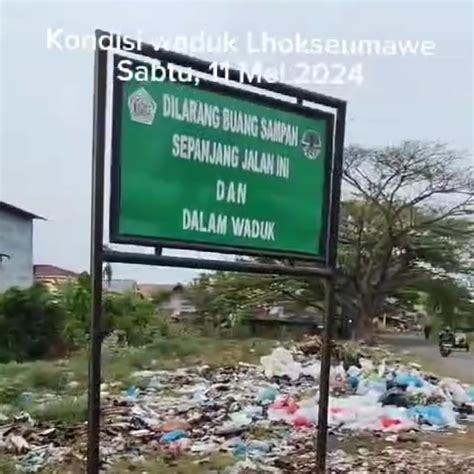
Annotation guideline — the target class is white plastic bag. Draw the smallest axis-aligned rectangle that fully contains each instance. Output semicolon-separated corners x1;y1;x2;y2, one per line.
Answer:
301;361;321;379
439;378;469;405
260;347;302;381
359;358;374;374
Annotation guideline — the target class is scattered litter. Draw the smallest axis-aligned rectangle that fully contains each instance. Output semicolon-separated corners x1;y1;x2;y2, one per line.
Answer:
1;334;473;472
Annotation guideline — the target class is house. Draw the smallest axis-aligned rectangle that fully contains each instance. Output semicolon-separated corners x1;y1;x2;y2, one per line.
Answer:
139;283;196;317
34;264;79;290
0;201;44;292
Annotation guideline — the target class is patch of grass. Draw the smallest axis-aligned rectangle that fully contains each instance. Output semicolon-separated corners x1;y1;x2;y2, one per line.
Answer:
0;456;16;474
0;336;279;405
0;360;70;403
0;381;26;405
104;336;277;382
67;351;91;390
27;364;68;391
29;395;87;424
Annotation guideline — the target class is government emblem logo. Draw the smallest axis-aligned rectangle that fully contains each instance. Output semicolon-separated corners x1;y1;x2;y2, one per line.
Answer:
301;129;322;160
128;87;157;125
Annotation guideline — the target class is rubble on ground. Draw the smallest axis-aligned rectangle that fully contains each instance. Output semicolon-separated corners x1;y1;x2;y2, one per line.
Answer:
287;445;474;473
1;336;473;472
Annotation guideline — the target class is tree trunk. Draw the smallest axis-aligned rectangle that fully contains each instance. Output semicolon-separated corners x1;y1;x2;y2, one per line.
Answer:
353;309;376;342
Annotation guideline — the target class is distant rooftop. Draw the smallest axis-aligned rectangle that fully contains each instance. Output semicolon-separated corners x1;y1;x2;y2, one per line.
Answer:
34;264;78;278
0;201;45;220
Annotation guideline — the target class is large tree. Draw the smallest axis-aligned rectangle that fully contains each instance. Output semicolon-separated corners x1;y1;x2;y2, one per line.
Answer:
338;141;473;334
190;142;474;338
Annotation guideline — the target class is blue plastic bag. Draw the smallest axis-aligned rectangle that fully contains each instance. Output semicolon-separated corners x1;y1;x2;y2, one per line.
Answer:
467;386;474;402
256;386;279;403
160;430;187;443
407;405;446;426
247;440;271;460
232;441;247;458
348;375;359;389
125;386;140;401
395;374;424;388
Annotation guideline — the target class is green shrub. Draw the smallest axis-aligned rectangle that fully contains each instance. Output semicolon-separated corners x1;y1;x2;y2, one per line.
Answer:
0;381;25;405
26;364;68;391
103;292;155;346
0;284;65;362
0;274;156;363
59;273;91;349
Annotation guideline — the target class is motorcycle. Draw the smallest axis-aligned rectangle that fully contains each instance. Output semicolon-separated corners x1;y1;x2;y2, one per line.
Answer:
453;333;470;352
439;342;452;357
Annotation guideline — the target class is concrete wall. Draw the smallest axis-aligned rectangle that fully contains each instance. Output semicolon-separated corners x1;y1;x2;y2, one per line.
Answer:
0;209;33;292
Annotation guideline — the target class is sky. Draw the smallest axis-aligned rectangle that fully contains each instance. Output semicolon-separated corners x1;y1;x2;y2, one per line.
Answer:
0;0;473;284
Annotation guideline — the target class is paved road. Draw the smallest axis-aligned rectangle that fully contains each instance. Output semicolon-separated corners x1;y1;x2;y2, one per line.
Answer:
380;333;474;383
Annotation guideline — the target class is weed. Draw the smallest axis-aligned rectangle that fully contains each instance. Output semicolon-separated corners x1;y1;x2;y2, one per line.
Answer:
26;364;68;391
0;381;25;405
0;456;16;474
30;395;87;424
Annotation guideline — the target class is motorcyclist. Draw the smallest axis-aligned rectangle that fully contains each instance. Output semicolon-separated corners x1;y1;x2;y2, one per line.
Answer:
439;326;455;345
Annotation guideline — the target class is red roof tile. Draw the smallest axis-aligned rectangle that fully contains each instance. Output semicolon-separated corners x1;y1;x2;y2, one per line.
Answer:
34;264;78;278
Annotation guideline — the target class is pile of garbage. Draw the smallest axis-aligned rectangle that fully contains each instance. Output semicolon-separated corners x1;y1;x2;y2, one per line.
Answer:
1;340;473;472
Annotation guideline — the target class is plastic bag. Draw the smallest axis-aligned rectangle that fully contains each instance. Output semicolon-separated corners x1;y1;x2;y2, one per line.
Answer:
268;395;300;422
301;361;322;379
467;386;474;402
347;366;362;377
407;403;456;427
348;375;360;390
125;386;140;401
247;440;271;460
260;348;302;381
379;408;416;432
167;437;191;455
439;379;469;404
256;385;279;403
243;405;264;419
229;411;253;428
381;416;402;429
379;388;410;408
356;377;386;396
359;358;374;374
160;430;187;443
293;415;314;429
395;373;424;388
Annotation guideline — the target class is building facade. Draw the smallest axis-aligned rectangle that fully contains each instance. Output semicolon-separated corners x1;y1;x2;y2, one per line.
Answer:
0;202;43;292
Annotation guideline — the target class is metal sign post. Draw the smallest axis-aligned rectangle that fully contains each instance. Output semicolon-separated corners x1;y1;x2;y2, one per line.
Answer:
87;30;346;473
316;101;346;472
87;35;107;474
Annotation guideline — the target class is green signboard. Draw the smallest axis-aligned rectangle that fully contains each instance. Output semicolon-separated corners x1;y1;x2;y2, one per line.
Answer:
110;58;333;259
